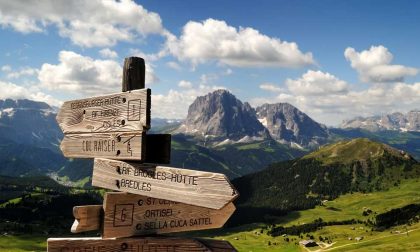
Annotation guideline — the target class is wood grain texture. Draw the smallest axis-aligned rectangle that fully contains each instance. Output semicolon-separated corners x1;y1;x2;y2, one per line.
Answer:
101;192;235;238
60;132;145;160
71;205;102;233
92;158;239;209
122;57;145;92
47;237;237;252
56;89;150;134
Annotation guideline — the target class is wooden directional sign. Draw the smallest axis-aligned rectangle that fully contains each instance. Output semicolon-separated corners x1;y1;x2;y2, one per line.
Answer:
60;131;145;160
57;89;151;134
71;193;235;238
56;88;151;160
71;205;102;233
92;158;239;209
48;237;237;252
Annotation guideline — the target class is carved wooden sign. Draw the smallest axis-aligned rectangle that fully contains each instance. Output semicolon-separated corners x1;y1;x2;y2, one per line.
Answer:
92;158;239;209
48;237;237;252
60;131;145;160
56;88;151;160
57;89;150;134
71;193;235;238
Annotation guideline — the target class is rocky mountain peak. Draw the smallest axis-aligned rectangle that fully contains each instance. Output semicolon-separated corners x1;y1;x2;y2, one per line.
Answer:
0;99;61;152
340;110;420;132
256;103;329;148
0;99;51;110
181;89;269;142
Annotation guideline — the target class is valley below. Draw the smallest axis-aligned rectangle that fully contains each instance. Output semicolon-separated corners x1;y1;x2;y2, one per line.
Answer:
0;97;419;251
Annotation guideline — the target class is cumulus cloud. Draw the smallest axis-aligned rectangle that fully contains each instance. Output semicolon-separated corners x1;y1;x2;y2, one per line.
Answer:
0;0;167;47
178;80;193;89
167;18;314;68
1;65;11;72
344;45;418;83
259;83;284;92
251;70;420;126
99;48;118;59
286;70;348;96
6;67;38;79
167;61;182;71
38;51;158;96
152;85;226;119
0;81;62;106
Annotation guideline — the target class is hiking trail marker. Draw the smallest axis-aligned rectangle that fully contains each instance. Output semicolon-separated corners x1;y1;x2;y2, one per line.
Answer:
49;57;238;252
92;158;238;209
71;192;236;238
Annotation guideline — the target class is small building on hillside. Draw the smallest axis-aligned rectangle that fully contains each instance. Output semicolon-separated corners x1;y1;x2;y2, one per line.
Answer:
299;240;318;247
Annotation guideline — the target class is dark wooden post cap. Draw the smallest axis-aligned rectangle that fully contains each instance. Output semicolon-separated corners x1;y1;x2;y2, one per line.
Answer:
122;57;145;92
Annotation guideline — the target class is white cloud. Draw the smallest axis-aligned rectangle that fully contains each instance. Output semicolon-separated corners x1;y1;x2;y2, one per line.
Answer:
259;83;284;92
286;70;348;96
1;65;11;72
38;51;158;96
167;18;314;68
178;80;193;89
251;70;420;126
344;45;418;83
99;48;118;59
0;0;167;47
152;85;226;119
0;81;62;106
6;67;38;79
167;61;182;71
128;48;165;62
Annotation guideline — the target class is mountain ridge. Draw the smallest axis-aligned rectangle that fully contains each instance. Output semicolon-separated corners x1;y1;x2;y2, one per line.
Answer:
341;110;420;132
176;90;329;148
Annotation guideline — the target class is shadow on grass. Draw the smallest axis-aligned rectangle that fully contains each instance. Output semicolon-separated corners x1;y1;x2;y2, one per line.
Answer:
178;206;303;238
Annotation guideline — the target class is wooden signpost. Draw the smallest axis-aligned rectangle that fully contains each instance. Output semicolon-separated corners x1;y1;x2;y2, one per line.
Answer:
49;57;238;251
92;158;238;209
48;237;237;252
56;89;151;134
70;192;235;238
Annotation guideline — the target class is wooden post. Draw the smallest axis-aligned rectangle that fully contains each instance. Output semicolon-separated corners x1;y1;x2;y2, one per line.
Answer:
122;57;145;92
122;56;171;164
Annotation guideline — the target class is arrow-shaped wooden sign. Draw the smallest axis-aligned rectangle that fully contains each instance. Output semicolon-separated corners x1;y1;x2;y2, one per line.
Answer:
56;89;151;160
57;89;150;134
71;192;235;238
92;158;239;209
48;237;237;252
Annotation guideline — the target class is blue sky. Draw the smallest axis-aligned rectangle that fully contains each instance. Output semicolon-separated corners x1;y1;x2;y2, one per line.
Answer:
0;0;419;125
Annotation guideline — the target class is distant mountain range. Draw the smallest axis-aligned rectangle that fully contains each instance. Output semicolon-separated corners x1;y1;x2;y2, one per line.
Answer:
340;110;420;132
0;92;419;183
176;90;328;148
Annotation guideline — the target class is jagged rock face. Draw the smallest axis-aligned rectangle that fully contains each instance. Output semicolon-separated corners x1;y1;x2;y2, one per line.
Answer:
256;103;328;147
183;90;269;140
341;110;420;132
0;99;62;153
407;110;420;131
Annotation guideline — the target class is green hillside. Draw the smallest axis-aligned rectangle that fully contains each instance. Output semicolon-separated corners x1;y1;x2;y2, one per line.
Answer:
200;178;420;252
330;128;420;160
3;178;419;251
304;138;414;165
0;176;102;236
231;138;420;225
170;134;305;178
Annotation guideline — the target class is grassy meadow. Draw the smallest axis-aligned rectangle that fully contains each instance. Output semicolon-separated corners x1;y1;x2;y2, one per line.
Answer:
1;179;419;251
